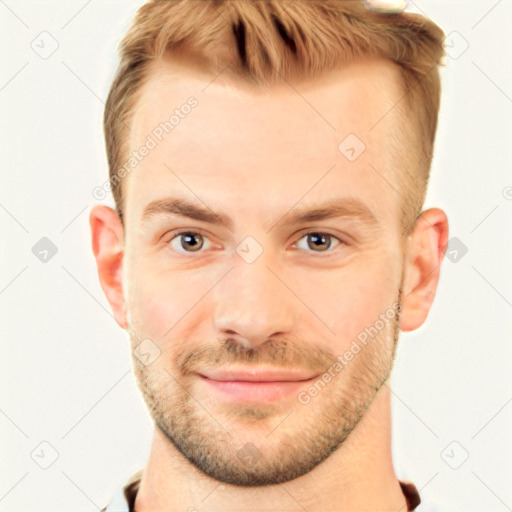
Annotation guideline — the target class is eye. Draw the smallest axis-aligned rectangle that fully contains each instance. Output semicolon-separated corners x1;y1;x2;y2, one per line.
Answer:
168;231;213;253
293;232;344;253
165;230;346;255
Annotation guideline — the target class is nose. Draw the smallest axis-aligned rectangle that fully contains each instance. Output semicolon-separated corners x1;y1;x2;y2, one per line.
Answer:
212;253;295;350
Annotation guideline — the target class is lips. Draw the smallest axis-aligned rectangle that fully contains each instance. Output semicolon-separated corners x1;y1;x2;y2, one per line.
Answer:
197;365;318;382
197;366;318;403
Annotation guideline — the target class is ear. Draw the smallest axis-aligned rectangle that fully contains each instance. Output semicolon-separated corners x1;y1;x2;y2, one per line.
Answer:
89;205;128;329
399;207;449;332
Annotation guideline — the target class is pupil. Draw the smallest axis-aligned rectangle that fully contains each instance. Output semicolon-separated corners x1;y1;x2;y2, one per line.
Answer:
182;233;202;251
309;233;329;251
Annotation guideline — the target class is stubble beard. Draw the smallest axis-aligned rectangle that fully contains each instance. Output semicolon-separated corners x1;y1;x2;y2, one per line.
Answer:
129;290;403;487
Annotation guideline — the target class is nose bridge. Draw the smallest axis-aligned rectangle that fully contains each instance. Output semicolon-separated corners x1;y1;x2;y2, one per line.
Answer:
212;249;295;349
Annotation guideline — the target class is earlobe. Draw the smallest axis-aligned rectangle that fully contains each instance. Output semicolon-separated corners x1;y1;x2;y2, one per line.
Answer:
89;205;128;330
399;208;449;332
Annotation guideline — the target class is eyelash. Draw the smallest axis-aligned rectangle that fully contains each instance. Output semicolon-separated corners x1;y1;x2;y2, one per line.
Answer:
165;230;347;256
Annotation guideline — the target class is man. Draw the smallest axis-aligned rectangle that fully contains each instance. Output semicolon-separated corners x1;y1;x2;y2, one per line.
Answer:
91;0;449;510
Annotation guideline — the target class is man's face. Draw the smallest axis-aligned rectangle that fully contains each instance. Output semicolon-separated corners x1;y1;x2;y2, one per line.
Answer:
122;56;406;485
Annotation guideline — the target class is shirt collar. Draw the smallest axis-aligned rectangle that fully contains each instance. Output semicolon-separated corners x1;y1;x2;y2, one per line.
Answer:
105;469;142;512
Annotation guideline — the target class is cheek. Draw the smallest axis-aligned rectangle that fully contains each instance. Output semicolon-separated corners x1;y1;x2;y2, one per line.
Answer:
124;259;179;339
128;281;170;339
305;253;401;345
125;258;212;341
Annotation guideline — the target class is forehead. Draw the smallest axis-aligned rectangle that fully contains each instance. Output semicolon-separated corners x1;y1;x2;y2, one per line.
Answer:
125;56;405;230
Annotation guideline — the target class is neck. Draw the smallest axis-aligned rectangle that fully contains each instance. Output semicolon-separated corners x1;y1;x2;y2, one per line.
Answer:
134;379;407;511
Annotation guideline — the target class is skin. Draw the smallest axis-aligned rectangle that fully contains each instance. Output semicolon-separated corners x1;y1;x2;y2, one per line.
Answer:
90;55;448;511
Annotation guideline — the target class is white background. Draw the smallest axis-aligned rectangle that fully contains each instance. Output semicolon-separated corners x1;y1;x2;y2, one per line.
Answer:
0;1;511;510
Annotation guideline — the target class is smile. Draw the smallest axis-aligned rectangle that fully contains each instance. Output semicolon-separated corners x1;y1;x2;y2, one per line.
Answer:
197;366;318;402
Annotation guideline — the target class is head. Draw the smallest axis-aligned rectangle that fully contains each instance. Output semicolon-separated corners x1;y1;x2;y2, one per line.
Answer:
91;0;449;486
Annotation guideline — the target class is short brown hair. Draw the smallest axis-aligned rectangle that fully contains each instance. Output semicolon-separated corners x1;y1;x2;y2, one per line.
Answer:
104;0;446;234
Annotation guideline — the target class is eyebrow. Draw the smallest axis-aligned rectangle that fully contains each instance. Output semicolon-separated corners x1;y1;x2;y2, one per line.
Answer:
141;196;380;232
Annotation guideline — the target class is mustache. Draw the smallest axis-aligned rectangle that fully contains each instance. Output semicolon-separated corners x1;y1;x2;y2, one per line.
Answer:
175;338;337;376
